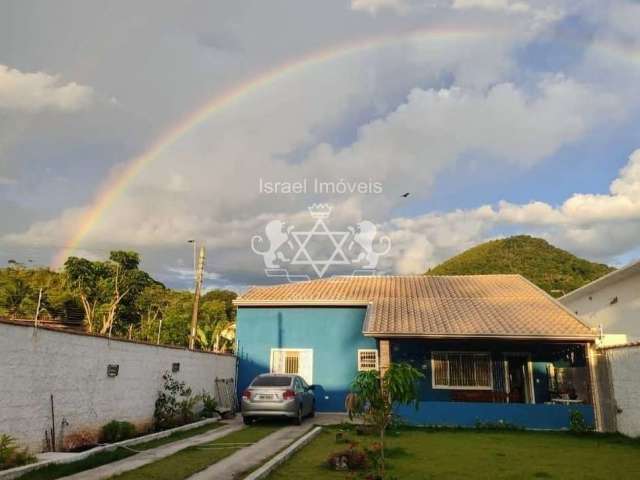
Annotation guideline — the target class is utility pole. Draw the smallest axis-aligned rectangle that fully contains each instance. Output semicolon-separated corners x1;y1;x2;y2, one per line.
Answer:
34;288;43;332
189;244;206;350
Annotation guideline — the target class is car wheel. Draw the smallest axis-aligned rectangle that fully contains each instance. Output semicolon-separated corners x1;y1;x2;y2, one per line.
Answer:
308;401;315;418
293;406;303;425
243;416;253;425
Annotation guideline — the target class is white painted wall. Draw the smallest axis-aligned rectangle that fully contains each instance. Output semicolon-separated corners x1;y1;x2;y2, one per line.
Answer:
607;344;640;437
0;322;236;452
561;273;640;342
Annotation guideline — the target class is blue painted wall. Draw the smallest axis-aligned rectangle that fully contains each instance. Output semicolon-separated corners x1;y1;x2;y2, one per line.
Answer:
390;339;589;402
390;339;595;429
236;306;375;411
396;402;595;430
237;310;595;429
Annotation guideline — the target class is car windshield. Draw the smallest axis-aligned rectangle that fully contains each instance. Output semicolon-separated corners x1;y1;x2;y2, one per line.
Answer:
251;376;292;387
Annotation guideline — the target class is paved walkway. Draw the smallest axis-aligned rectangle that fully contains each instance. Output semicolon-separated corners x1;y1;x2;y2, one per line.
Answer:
59;419;244;480
187;413;347;480
58;413;348;480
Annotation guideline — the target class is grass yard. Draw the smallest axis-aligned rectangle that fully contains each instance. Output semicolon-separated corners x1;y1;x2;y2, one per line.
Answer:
109;424;279;480
20;422;223;480
268;427;640;480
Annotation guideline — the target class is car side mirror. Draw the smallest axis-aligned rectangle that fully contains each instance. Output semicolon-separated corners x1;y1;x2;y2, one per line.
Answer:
307;384;317;391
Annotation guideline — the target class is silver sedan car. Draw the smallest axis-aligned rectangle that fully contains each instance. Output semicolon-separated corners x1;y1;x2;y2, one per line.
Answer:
241;374;316;425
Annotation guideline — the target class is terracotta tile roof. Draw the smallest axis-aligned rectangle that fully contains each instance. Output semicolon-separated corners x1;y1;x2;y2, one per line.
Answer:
235;275;596;339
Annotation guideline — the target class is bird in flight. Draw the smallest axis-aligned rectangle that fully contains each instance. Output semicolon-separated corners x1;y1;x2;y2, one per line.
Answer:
401;192;410;198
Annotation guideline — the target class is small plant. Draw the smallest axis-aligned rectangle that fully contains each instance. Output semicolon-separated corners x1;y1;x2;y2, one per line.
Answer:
569;410;590;433
200;391;218;418
327;443;368;471
346;362;424;478
0;434;35;471
154;372;199;430
363;441;384;477
101;421;137;443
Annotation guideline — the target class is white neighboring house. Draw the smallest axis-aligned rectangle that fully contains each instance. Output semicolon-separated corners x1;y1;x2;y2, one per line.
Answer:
560;260;640;345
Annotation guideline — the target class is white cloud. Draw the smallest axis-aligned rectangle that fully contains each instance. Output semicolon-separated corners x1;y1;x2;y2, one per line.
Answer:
381;149;640;273
2;0;637;285
0;65;93;112
0;176;17;185
350;0;410;14
2;71;622;275
166;266;221;281
452;0;528;12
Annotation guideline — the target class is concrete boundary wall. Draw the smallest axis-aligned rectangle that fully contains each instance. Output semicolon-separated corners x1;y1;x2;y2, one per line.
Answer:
0;320;236;452
603;342;640;437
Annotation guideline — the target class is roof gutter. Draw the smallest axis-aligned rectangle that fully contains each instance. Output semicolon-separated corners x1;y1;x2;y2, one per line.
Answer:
234;300;371;307
362;332;597;341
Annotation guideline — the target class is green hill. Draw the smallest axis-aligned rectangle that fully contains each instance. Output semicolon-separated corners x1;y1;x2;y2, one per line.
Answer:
426;235;614;297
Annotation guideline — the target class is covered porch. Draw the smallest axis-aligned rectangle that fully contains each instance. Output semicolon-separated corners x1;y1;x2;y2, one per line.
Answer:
383;338;596;429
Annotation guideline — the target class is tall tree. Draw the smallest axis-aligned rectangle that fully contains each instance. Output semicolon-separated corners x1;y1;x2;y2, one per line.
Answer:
64;257;105;332
64;251;158;333
135;284;171;343
0;272;32;319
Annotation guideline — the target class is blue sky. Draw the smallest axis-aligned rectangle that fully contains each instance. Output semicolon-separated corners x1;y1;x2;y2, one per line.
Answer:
1;0;640;291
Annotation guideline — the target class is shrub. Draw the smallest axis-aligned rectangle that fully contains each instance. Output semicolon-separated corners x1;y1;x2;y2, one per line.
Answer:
63;430;98;452
154;372;199;430
101;421;137;443
200;391;218;418
474;419;523;431
0;434;35;471
327;443;368;471
569;410;591;433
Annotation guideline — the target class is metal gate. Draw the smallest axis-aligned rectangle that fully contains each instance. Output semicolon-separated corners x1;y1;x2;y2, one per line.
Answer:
593;349;617;433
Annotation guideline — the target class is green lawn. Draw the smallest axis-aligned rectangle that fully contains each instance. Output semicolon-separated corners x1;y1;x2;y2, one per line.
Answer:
20;422;223;480
109;424;279;480
268;427;640;480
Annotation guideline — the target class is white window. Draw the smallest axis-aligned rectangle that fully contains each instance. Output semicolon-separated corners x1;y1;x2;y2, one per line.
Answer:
270;348;313;384
432;351;492;390
358;349;379;371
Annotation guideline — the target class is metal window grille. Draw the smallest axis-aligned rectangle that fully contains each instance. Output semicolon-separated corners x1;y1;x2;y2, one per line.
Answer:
284;351;299;374
358;349;379;371
270;349;313;383
432;352;492;389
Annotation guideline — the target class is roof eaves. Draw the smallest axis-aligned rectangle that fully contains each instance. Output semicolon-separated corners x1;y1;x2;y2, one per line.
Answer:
234;299;371;307
362;332;598;341
598;340;640;350
516;274;595;335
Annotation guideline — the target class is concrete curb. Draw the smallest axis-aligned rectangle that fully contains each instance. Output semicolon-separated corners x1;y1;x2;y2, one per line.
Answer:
243;426;322;480
0;417;219;480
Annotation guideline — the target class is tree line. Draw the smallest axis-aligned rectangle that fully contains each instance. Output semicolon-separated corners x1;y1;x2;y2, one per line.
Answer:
0;251;236;352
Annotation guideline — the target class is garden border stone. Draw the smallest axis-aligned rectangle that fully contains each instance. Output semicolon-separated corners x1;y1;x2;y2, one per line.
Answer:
243;426;323;480
0;416;219;480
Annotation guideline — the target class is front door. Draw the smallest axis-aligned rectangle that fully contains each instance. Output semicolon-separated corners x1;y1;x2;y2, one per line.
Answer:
505;354;533;404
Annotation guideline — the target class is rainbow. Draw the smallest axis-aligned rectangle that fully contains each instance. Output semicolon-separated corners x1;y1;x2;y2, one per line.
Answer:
52;27;639;267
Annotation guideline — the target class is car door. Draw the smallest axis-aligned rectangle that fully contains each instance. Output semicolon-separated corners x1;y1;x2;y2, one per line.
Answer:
294;377;309;415
299;377;312;414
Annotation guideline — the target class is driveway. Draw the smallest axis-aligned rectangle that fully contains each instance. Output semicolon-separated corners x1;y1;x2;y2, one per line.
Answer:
186;413;348;480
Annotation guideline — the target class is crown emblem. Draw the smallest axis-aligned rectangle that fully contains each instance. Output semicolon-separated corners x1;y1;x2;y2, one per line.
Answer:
307;203;332;219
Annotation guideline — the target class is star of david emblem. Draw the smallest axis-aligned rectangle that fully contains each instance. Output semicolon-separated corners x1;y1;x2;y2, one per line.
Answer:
290;217;351;277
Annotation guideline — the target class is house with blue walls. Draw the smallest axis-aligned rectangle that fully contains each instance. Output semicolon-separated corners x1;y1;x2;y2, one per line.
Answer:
234;275;599;429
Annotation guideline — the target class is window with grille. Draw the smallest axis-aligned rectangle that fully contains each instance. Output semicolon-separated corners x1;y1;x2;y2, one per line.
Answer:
270;349;313;383
432;351;492;389
358;349;379;371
